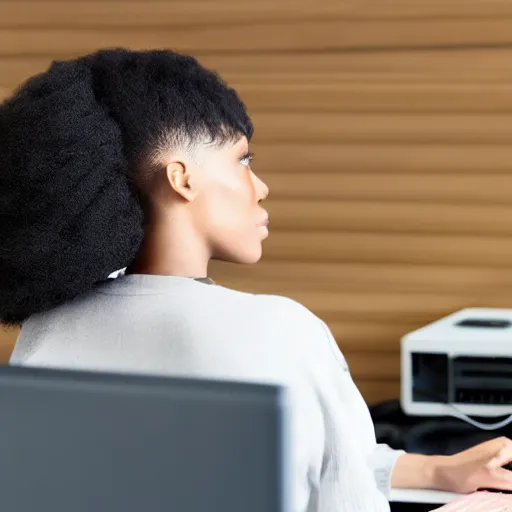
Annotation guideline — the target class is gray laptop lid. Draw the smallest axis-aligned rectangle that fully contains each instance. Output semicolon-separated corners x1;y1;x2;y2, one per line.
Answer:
0;366;290;512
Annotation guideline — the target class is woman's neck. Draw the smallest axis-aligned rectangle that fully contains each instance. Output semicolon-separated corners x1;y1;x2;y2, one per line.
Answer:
128;219;210;278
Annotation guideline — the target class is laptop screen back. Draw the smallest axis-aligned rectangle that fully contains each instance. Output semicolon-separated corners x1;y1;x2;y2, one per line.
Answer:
0;366;290;512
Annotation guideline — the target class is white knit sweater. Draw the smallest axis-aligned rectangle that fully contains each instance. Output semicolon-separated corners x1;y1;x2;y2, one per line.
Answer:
10;274;404;512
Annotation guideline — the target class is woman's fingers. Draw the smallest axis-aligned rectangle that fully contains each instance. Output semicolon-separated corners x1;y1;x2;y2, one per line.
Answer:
486;439;512;470
480;467;512;492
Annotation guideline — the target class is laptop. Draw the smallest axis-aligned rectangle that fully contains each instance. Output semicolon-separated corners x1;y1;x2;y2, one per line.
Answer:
0;366;290;512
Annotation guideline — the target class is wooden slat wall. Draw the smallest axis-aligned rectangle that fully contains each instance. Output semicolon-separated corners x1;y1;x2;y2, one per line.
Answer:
2;0;512;404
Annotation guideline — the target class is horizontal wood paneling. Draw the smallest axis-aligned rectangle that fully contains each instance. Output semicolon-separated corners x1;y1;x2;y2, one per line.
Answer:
7;74;512;115
9;50;512;86
347;353;399;380
252;143;512;175
251;113;512;144
239;83;512;114
258;173;512;204
0;327;18;362
8;71;512;113
212;288;495;323
4;20;512;56
4;1;512;28
3;0;512;404
358;379;400;405
211;261;512;295
263;232;512;266
200;50;512;84
266;200;512;235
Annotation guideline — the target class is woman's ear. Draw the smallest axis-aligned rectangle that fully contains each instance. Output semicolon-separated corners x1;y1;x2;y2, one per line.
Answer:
165;161;197;202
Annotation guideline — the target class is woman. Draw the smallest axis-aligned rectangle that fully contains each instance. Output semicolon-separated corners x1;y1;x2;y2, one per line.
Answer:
1;49;512;512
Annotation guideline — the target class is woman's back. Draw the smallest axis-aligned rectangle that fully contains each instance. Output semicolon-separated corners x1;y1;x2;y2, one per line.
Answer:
12;275;307;383
11;274;391;512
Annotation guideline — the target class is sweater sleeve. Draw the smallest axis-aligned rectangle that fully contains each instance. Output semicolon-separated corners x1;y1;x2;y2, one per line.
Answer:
319;319;406;497
368;444;406;497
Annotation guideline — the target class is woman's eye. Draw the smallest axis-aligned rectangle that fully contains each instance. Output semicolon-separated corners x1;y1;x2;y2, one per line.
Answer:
240;153;253;167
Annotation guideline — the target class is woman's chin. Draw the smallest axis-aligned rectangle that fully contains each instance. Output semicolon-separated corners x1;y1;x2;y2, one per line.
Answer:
212;245;264;266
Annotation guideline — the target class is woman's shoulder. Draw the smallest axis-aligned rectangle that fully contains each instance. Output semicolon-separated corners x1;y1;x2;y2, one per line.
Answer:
213;282;310;312
218;286;329;339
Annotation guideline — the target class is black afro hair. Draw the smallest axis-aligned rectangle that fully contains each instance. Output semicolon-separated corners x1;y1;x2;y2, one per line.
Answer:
0;48;253;325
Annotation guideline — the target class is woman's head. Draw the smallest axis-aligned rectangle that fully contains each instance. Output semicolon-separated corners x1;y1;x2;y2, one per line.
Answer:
0;48;269;325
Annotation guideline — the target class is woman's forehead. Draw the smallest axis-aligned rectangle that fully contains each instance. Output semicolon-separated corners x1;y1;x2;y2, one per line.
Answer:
199;135;249;157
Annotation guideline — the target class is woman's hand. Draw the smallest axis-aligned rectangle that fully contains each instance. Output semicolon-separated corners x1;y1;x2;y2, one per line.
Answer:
391;437;512;493
434;437;512;493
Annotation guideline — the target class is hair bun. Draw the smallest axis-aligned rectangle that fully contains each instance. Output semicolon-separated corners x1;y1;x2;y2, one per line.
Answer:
0;58;144;325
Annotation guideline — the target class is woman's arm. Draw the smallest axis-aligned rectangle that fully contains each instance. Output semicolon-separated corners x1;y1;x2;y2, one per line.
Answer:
390;452;443;489
317;318;512;494
391;438;512;493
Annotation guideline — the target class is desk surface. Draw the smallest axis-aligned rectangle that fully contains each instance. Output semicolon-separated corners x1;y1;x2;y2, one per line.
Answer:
390;489;463;504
